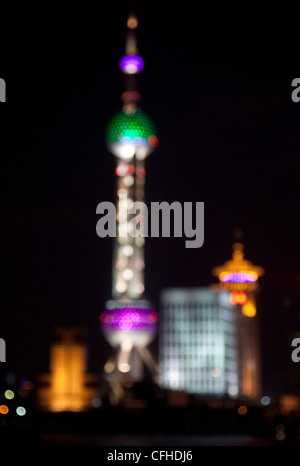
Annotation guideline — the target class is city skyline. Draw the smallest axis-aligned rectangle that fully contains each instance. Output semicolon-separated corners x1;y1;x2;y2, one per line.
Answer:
0;3;300;401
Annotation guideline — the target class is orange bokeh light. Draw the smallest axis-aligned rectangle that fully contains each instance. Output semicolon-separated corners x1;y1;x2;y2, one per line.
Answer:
229;291;248;305
238;405;248;415
242;300;257;318
0;405;9;415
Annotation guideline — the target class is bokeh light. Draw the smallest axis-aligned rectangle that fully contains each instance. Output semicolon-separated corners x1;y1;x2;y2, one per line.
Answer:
229;290;248;305
237;405;247;415
127;15;138;29
4;389;14;400
120;55;144;74
242;300;257;317
0;405;9;415
261;395;271;406
16;406;26;416
137;168;146;178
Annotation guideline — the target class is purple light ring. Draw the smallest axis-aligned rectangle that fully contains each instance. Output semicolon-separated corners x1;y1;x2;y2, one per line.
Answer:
102;324;157;334
120;55;144;74
100;307;158;332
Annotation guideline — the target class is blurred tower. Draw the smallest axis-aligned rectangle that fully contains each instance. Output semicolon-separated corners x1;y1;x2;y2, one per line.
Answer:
100;12;158;402
37;327;99;412
212;231;265;399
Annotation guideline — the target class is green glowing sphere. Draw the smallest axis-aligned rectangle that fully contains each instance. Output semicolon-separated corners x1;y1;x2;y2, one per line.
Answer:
106;110;158;159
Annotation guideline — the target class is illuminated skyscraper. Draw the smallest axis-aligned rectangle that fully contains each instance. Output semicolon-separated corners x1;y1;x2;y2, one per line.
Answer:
100;12;158;401
212;236;265;399
37;327;99;412
159;288;239;397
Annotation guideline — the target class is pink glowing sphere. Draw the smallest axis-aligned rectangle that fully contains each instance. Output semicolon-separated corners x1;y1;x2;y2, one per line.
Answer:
100;307;158;347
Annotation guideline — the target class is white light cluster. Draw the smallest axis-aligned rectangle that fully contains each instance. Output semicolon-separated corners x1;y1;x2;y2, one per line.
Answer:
159;289;239;397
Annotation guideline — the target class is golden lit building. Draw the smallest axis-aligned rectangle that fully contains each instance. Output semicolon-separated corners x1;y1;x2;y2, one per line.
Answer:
37;327;99;412
212;236;265;400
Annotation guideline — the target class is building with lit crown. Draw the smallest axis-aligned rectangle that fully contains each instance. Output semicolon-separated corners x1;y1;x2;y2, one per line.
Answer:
159;236;265;401
212;238;265;399
100;12;158;402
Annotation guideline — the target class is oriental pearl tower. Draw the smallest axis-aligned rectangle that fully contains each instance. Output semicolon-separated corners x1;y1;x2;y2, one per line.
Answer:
100;12;159;402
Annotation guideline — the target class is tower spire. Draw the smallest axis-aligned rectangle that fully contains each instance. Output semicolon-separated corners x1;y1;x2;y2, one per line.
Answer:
126;10;138;54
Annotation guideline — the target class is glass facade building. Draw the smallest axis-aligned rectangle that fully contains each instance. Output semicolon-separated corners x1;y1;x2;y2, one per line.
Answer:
159;288;239;397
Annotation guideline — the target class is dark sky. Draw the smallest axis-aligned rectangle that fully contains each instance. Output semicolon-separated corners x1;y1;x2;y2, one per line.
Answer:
0;2;300;395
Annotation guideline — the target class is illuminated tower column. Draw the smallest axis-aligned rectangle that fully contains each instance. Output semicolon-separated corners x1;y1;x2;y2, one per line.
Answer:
100;13;159;398
212;236;265;399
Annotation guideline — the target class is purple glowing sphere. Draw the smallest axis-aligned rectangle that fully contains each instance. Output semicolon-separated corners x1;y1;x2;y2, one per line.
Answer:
100;307;158;333
120;55;144;74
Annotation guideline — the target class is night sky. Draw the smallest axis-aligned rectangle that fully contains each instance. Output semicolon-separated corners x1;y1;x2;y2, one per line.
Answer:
0;2;300;396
